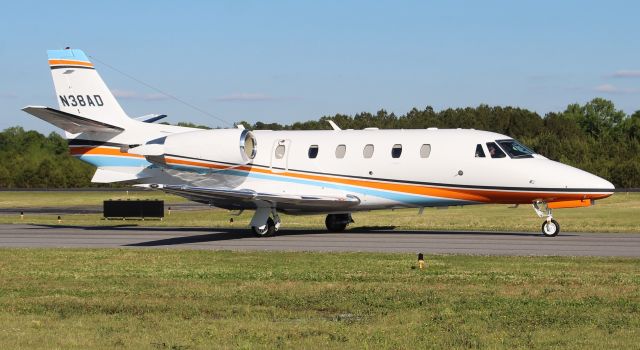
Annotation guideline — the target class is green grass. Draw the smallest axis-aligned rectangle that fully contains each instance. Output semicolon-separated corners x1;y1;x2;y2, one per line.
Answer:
0;249;638;349
1;192;639;233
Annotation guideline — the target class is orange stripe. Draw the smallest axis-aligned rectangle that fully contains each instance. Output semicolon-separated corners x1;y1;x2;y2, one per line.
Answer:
547;199;593;209
48;59;94;67
164;157;611;204
70;147;144;158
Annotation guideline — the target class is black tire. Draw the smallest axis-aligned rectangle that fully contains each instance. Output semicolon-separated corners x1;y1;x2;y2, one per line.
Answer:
252;217;276;237
541;219;560;237
325;214;349;232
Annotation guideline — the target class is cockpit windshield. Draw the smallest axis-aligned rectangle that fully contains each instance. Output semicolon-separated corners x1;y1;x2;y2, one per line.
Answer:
496;139;534;158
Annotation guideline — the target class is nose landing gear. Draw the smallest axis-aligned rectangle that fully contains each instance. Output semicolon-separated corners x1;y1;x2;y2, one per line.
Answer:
541;218;560;237
533;201;560;237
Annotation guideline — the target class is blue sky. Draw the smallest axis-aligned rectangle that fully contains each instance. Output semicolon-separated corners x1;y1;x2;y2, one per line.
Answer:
1;0;639;133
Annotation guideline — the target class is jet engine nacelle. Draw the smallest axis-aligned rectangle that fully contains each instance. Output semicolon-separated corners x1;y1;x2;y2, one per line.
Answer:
130;129;257;168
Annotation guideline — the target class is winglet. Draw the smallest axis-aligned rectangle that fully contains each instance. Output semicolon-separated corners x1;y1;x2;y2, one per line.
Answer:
327;120;341;130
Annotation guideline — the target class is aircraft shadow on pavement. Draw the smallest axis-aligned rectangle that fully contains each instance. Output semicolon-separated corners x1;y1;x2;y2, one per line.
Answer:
28;224;555;247
127;229;550;247
30;224;214;232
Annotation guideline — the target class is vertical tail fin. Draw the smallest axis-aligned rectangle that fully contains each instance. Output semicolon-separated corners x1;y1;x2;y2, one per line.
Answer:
47;48;131;128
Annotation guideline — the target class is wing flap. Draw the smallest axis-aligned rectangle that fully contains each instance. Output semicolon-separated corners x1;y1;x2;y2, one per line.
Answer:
22;106;124;134
140;184;361;209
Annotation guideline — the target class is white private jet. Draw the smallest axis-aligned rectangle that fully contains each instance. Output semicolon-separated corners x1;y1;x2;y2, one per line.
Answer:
23;49;615;237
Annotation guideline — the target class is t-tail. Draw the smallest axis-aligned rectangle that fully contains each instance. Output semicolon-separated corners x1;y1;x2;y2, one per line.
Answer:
23;48;132;134
22;48;195;183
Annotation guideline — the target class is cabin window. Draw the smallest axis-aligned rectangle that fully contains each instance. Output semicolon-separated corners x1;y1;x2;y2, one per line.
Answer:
420;144;431;158
308;145;319;158
274;144;286;159
486;142;506;158
391;144;402;158
475;144;485;158
363;144;374;158
335;144;346;159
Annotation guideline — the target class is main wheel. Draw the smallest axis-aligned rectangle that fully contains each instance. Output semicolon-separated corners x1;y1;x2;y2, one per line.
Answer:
325;214;349;232
252;217;276;237
541;219;560;237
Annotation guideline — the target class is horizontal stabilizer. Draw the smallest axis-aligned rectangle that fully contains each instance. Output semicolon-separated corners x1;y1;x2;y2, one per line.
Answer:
134;114;167;123
22;106;124;134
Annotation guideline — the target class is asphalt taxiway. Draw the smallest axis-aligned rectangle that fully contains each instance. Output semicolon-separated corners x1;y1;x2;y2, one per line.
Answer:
0;224;638;256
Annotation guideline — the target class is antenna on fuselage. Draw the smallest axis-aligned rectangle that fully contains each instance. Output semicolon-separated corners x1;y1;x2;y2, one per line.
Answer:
327;120;341;130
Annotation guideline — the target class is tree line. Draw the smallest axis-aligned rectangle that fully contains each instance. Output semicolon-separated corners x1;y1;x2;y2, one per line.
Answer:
0;128;95;188
1;98;638;188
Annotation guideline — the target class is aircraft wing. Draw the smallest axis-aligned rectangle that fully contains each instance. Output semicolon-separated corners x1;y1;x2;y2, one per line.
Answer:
142;184;361;210
22;106;124;134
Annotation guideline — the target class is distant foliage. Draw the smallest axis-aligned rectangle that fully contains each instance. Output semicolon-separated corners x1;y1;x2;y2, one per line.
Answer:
175;122;212;130
0;127;95;188
1;98;638;188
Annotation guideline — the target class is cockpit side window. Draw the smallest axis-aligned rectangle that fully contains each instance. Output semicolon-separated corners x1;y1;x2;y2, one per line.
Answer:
475;144;485;158
496;139;534;158
486;142;506;158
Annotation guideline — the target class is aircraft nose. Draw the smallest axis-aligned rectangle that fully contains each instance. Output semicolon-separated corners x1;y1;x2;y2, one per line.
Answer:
538;160;615;194
590;173;615;192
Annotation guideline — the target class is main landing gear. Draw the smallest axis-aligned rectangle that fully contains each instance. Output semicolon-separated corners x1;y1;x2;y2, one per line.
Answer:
250;207;281;237
325;213;353;232
533;201;560;237
249;209;354;237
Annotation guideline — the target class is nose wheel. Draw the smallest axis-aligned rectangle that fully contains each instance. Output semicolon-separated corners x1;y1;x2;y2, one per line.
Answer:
541;218;560;237
533;201;560;237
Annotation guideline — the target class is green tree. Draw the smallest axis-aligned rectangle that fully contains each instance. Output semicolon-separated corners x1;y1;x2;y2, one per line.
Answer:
620;110;640;140
0;164;11;188
565;98;626;138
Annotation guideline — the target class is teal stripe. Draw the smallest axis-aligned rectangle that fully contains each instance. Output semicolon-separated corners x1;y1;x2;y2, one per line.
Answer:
47;49;90;62
167;163;471;206
77;155;151;167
